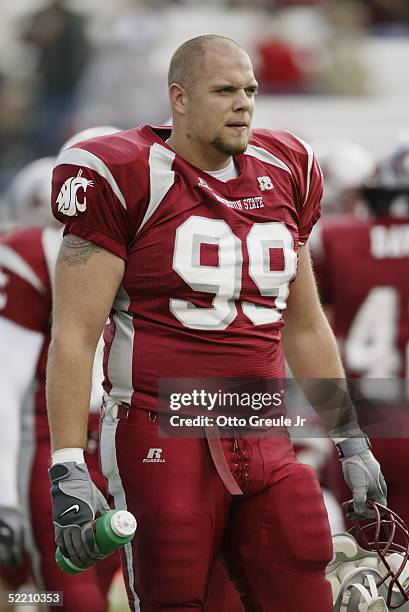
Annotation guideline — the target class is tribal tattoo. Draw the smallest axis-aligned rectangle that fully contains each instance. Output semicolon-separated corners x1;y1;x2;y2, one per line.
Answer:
58;236;102;266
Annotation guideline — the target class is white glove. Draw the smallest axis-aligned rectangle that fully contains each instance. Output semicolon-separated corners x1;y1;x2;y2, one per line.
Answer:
336;437;387;519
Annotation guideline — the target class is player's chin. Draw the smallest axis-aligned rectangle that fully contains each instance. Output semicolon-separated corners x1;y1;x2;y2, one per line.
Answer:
228;137;250;155
214;133;250;156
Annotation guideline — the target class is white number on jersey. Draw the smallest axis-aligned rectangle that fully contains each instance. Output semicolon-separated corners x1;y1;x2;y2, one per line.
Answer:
243;222;297;325
345;287;405;377
170;216;297;330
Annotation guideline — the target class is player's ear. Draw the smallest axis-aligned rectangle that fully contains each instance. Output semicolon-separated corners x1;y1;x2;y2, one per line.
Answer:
169;83;188;116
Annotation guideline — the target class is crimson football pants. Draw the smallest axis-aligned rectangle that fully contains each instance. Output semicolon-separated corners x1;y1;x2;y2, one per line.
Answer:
100;408;333;612
0;416;120;612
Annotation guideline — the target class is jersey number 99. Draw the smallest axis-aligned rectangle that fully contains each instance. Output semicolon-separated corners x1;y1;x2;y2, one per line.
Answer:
170;216;297;330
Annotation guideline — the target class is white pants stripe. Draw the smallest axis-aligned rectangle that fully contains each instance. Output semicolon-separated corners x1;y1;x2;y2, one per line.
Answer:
100;412;140;611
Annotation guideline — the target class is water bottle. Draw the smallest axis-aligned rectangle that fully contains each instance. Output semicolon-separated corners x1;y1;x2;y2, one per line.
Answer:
56;509;137;574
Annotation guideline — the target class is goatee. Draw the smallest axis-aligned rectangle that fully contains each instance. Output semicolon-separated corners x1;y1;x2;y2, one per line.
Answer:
211;135;248;156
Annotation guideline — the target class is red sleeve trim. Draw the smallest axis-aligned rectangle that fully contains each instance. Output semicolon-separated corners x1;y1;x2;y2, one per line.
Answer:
298;207;321;244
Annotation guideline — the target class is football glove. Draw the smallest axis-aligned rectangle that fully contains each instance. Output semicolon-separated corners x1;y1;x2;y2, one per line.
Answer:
49;461;110;569
336;436;387;519
0;506;23;566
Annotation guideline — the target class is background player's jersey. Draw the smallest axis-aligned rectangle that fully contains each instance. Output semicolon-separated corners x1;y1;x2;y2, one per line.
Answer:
52;125;323;411
0;227;58;436
313;214;409;379
0;226;104;433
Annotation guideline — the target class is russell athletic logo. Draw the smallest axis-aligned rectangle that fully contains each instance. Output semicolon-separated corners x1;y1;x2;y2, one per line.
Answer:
56;169;94;216
143;448;166;463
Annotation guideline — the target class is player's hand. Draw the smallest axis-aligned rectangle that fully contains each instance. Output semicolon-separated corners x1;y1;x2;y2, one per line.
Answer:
336;438;387;519
49;462;110;569
0;506;23;565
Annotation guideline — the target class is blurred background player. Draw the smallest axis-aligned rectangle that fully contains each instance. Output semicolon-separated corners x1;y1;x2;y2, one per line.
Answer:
289;139;377;534
286;141;377;534
312;139;409;526
312;140;376;217
0;127;121;612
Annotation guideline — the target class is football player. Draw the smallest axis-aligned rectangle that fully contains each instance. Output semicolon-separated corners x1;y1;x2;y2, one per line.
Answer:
313;141;409;528
47;35;386;611
0;129;120;611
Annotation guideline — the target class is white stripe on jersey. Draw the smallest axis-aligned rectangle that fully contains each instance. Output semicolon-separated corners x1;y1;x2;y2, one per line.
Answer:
107;284;134;405
41;227;63;295
286;131;315;207
244;144;292;175
0;244;45;294
137;143;176;234
54;148;127;209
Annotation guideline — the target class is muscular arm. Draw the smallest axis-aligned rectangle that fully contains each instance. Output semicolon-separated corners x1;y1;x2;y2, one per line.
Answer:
281;245;354;433
282;245;343;377
283;246;386;516
46;235;124;452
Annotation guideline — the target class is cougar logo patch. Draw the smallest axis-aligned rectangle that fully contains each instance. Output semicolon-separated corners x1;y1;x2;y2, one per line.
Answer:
56;169;94;216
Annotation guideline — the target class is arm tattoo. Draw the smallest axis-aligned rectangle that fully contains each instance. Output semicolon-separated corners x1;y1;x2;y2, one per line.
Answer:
58;236;102;266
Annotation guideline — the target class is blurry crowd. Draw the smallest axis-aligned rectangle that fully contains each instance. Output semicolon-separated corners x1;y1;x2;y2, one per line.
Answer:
0;0;409;193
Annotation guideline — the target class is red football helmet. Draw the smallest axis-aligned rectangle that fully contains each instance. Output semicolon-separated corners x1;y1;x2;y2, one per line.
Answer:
328;501;409;610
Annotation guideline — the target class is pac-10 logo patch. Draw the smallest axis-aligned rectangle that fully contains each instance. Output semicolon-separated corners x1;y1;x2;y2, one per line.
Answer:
257;176;274;191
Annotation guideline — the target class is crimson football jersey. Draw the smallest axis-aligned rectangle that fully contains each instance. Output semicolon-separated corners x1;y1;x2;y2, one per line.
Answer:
0;227;60;436
313;214;409;379
52;126;323;412
0;227;104;433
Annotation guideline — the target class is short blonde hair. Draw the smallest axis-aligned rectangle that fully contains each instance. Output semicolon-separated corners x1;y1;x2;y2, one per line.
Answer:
168;35;243;91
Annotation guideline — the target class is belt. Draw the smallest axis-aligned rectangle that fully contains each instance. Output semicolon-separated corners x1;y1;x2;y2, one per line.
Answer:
101;395;129;420
204;425;243;496
102;396;242;496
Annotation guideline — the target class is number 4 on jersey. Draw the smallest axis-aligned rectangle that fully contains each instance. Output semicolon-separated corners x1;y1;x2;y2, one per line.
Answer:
345;287;408;378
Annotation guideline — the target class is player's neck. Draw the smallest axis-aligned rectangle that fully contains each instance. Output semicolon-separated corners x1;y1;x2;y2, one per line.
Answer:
166;134;232;172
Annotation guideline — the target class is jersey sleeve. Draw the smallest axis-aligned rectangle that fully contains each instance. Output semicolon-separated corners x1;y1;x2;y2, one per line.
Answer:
51;136;149;259
283;132;323;245
297;152;323;244
0;229;50;332
259;130;323;245
52;150;130;259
